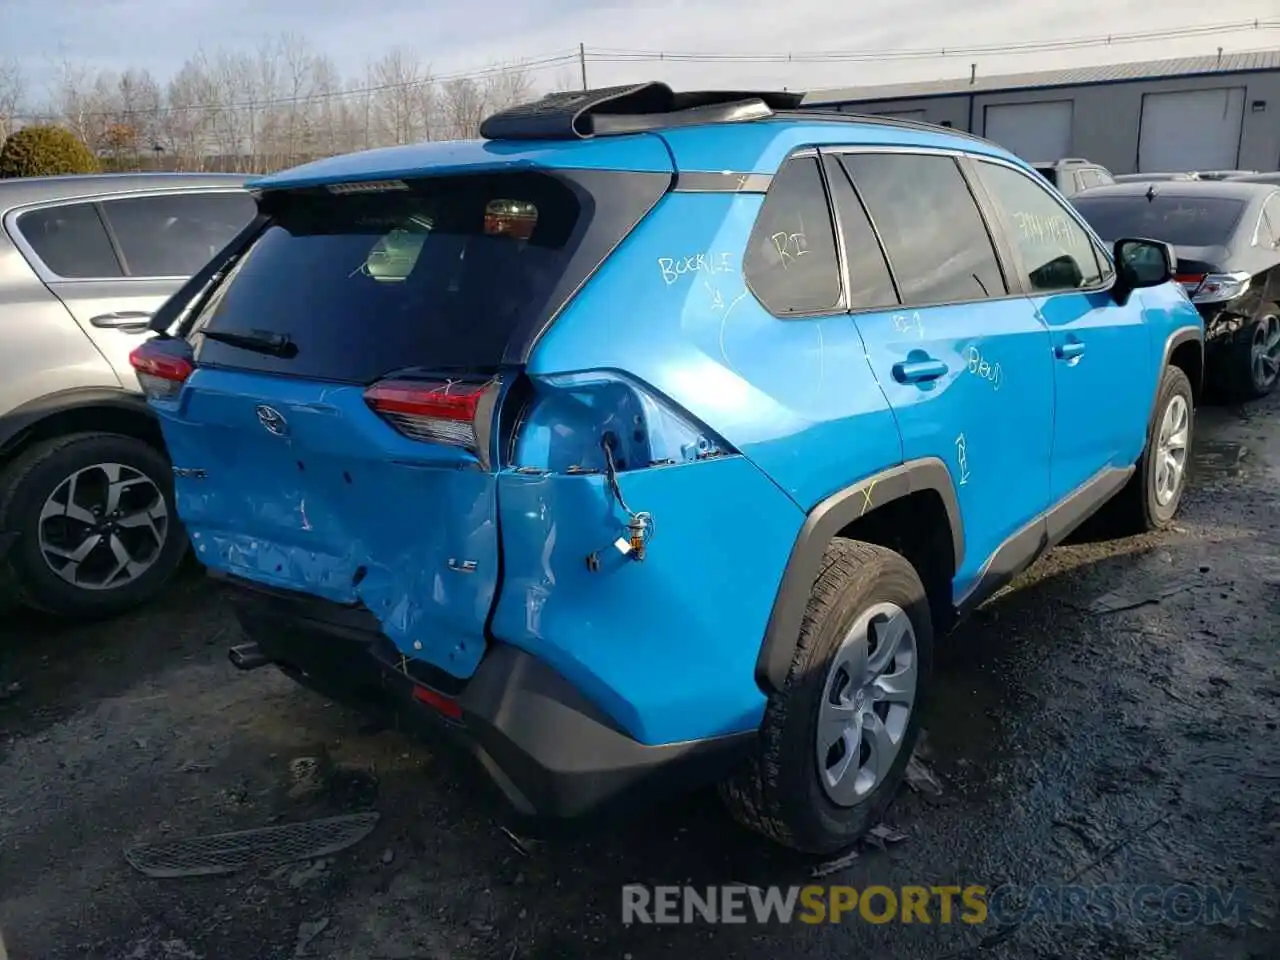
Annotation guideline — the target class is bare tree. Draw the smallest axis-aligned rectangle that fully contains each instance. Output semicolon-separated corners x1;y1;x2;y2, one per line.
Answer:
484;63;535;113
20;37;567;171
440;76;486;140
164;55;218;170
0;58;24;140
369;49;433;147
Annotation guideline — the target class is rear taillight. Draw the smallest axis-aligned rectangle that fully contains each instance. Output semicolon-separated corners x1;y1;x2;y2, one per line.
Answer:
1185;271;1252;305
364;378;497;460
129;339;194;401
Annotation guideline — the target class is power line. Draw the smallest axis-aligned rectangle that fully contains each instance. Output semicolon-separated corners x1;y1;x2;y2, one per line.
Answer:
9;16;1280;123
591;17;1280;63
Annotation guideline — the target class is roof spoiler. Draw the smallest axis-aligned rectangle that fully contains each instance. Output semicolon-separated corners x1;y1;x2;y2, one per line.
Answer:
478;82;806;141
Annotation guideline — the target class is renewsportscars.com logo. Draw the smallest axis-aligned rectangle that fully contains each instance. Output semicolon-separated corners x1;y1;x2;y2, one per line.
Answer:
621;883;1252;926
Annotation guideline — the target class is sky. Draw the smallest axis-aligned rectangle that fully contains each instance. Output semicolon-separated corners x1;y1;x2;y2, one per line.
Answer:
2;0;1279;105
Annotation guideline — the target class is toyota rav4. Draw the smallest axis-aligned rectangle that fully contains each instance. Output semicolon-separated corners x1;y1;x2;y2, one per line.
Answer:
130;84;1205;852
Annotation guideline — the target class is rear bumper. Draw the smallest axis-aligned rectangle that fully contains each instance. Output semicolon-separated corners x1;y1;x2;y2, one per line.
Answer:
220;574;753;819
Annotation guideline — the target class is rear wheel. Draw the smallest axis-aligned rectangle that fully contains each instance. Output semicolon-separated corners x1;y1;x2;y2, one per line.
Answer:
719;539;932;853
1235;303;1280;400
0;432;185;618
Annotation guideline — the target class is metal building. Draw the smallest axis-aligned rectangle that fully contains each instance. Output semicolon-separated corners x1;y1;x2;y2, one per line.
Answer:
803;50;1280;173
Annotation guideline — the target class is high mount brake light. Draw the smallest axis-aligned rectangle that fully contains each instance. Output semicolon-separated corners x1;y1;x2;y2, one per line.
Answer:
129;340;194;400
363;379;496;458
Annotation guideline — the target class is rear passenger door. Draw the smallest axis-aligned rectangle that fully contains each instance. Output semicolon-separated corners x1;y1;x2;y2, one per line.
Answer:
12;190;256;389
827;150;1056;602
969;159;1148;504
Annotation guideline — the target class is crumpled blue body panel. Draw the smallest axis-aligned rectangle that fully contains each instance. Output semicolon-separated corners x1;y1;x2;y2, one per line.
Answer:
491;457;804;745
152;368;498;677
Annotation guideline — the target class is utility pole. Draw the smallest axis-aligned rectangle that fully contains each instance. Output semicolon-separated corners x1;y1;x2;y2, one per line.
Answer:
579;43;589;90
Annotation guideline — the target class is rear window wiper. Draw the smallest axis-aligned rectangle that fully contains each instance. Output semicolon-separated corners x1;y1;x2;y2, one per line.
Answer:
200;329;298;358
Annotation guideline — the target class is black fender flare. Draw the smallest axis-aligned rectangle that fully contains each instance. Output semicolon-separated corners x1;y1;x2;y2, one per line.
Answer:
0;387;156;461
754;457;964;694
1155;324;1204;415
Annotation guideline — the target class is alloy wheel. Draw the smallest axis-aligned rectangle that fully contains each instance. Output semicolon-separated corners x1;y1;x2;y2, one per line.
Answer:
816;601;919;807
37;462;169;590
1154;393;1190;507
1251;313;1280;393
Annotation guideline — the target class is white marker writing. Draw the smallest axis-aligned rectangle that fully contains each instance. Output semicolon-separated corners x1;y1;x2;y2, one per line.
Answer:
955;432;970;486
966;345;1003;390
658;252;735;286
770;231;808;270
892;312;924;339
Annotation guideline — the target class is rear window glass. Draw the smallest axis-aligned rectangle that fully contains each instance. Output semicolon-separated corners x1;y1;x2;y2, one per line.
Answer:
1071;195;1246;247
1033;167;1058;186
191;172;589;382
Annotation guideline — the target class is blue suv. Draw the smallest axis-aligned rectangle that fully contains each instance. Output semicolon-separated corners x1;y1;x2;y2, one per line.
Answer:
129;84;1204;853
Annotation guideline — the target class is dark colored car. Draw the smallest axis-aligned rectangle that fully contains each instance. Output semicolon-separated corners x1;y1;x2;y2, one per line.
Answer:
1113;173;1199;184
1073;180;1280;399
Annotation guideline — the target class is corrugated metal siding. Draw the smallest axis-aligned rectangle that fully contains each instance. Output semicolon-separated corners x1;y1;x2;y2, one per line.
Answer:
804;49;1280;104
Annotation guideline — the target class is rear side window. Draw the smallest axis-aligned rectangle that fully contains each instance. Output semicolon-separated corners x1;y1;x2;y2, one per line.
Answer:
101;192;257;277
192;170;660;382
15;203;122;279
974;160;1104;292
821;155;898;310
743;156;843;316
842;153;1007;306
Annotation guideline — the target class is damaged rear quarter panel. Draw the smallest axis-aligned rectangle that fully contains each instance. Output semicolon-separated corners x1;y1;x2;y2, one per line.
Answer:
491;456;804;746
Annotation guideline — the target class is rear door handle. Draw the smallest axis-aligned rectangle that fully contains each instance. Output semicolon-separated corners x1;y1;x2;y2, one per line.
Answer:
1055;340;1086;361
89;311;152;332
892;358;949;384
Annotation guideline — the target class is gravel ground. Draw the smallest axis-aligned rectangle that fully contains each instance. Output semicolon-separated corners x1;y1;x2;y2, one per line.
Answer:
1;391;1278;960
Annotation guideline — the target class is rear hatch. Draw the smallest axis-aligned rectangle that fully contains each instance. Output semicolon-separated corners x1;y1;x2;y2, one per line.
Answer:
138;167;670;677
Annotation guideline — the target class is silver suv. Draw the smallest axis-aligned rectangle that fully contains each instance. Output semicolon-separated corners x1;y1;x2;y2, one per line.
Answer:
0;173;256;616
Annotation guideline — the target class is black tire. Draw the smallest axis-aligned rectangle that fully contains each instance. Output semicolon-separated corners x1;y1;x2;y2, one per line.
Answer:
1108;365;1195;535
0;432;186;618
1230;302;1280;401
719;539;932;854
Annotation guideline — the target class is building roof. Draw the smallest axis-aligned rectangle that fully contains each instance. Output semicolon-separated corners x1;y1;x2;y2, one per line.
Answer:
804;48;1280;105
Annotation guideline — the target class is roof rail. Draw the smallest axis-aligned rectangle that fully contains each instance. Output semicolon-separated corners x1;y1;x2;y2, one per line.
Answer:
789;106;996;148
479;82;805;140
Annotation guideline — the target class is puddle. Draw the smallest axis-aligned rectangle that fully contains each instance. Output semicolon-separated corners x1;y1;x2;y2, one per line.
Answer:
1192;439;1249;481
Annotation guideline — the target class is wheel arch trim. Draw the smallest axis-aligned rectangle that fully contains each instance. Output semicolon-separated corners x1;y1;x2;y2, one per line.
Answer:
754;457;963;694
0;388;157;462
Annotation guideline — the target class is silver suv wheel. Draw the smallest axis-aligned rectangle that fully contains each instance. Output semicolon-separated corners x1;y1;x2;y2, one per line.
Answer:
816;600;919;807
38;462;169;590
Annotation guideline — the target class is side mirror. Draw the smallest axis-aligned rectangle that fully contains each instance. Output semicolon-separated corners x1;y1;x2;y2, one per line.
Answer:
1112;237;1175;304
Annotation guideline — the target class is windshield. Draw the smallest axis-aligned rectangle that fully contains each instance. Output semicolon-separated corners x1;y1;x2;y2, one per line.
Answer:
1071;194;1246;247
188;170;661;382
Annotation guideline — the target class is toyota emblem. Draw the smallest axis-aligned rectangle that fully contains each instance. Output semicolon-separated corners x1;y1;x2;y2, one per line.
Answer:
255;405;289;436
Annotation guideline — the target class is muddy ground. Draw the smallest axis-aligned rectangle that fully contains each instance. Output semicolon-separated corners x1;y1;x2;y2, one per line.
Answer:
2;392;1278;960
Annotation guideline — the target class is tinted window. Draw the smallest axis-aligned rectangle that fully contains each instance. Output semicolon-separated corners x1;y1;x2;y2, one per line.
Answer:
974;161;1103;292
1071;194;1247;247
744;156;843;315
101;192;257;277
16;203;121;278
842;153;1006;306
1033;166;1058;186
193;171;600;382
822;156;898;310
